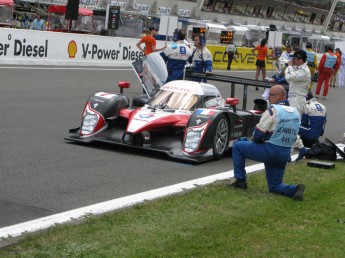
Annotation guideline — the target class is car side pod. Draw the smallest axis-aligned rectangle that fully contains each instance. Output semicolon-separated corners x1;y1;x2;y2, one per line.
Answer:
118;81;130;93
226;97;239;112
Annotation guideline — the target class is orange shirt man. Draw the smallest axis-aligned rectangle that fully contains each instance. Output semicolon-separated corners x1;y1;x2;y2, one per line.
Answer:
136;27;165;55
254;44;268;61
251;38;269;90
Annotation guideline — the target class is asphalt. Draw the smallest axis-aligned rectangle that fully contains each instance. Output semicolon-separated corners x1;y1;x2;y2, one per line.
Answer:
0;66;344;241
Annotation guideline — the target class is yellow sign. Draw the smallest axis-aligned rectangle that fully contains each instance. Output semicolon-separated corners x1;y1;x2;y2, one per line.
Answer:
207;45;275;70
193;27;206;36
220;31;233;44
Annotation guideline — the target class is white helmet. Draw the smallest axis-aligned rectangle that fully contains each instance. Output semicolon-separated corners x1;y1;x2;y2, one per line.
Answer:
276;56;289;75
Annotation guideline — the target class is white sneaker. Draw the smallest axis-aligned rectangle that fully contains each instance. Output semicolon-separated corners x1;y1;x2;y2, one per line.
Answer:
322;96;327;100
315;95;319;98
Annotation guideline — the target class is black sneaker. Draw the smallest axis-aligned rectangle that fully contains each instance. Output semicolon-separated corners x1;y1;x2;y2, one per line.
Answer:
293;184;305;201
228;180;248;189
256;87;259;91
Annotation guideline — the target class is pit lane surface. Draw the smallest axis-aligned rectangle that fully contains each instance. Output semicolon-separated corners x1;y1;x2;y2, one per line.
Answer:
0;66;343;231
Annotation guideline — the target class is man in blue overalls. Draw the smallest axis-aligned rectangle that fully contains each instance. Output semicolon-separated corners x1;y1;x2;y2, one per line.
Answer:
188;33;213;82
299;96;327;148
160;29;192;83
229;85;305;201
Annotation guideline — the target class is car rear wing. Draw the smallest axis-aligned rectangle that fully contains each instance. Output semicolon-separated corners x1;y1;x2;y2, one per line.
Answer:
185;71;282;110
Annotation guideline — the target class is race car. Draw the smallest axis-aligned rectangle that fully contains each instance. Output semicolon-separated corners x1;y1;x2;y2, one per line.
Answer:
65;53;263;163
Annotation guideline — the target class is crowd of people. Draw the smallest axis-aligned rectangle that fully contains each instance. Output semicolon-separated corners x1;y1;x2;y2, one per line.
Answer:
136;28;213;83
10;13;46;30
135;29;345;202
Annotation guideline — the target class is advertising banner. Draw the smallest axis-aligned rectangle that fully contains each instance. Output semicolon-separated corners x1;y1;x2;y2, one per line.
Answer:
0;28;321;69
208;45;276;70
0;28;165;66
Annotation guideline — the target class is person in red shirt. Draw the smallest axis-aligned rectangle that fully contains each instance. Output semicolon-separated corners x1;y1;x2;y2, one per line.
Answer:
329;48;342;88
136;27;165;56
315;46;341;99
252;38;269;90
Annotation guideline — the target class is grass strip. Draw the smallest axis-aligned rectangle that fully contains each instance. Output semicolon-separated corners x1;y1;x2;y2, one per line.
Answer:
1;159;345;257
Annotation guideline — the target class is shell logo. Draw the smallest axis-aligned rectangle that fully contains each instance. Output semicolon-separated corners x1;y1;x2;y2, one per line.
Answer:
67;40;77;58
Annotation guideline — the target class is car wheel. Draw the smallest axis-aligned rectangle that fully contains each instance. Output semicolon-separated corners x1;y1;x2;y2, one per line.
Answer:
213;114;229;160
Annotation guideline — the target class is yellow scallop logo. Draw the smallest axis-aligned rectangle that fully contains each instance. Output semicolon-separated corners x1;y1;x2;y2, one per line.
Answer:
67;40;77;58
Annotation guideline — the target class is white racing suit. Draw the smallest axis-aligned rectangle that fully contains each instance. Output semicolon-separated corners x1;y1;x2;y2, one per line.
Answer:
285;62;311;149
285;62;311;116
160;41;192;83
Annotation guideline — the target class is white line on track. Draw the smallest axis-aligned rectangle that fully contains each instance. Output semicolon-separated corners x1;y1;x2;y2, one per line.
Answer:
0;155;298;240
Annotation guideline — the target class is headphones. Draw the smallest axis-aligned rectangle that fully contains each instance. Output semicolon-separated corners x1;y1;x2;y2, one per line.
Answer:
200;38;206;46
173;29;179;41
173;29;186;42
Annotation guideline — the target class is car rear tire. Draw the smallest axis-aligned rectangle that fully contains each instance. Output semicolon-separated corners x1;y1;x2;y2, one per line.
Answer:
213;114;229;160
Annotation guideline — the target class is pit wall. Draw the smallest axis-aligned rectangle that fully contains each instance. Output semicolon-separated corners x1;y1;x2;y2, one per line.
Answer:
0;28;323;69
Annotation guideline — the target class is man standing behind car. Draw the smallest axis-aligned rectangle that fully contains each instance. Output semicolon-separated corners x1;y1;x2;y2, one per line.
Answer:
284;49;311;161
223;40;237;70
188;33;213;82
229;85;305;201
315;46;340;99
285;49;311;116
305;43;318;90
160;29;192;83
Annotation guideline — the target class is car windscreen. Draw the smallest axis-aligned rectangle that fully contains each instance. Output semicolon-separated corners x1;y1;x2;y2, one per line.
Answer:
148;89;201;111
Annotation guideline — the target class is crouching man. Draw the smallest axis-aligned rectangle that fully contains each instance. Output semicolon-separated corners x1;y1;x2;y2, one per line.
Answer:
229;85;305;201
299;96;327;148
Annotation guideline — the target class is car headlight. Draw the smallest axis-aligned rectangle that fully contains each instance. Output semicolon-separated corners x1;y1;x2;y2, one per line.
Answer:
184;123;208;152
81;111;99;135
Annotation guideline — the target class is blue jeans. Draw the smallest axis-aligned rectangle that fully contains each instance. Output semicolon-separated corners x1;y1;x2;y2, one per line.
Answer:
232;141;297;197
166;69;184;83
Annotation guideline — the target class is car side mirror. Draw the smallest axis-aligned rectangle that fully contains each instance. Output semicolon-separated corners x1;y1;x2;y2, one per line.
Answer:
118;81;130;93
226;98;239;112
